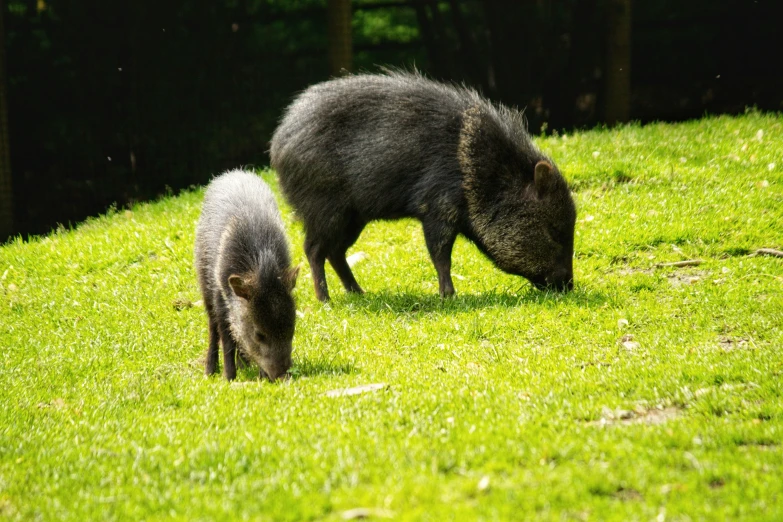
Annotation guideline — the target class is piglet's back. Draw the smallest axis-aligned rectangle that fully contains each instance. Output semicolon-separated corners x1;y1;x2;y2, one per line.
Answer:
195;170;290;293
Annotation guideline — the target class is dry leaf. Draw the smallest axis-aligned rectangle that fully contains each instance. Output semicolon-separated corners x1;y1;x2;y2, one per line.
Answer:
325;383;387;398
341;507;394;520
172;297;194;311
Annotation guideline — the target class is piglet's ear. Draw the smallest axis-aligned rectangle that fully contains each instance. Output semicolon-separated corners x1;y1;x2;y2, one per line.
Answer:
228;274;253;300
534;161;556;197
280;264;301;292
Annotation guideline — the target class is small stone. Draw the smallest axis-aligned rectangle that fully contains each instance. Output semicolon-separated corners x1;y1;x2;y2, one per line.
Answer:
622;341;640;350
346;251;368;268
341;508;394;520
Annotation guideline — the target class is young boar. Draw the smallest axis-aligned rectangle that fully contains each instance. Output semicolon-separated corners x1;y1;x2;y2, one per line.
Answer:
194;169;299;381
270;71;575;301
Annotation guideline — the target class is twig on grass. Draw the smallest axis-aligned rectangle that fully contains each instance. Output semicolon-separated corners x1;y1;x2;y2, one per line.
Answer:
655;259;703;268
755;248;783;258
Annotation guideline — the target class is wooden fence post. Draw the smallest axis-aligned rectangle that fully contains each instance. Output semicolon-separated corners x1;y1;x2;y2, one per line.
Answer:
328;0;353;75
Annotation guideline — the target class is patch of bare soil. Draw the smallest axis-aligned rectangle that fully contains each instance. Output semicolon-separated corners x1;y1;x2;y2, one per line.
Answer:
666;270;708;286
612;487;644;501
717;336;751;352
691;381;760;398
585;405;681;427
615;267;654;276
737;441;778;450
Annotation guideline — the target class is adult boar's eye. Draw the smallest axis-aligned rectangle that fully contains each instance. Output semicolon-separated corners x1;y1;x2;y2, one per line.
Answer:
255;332;268;344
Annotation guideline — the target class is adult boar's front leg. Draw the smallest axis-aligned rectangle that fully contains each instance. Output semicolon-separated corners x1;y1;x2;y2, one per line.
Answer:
422;219;458;298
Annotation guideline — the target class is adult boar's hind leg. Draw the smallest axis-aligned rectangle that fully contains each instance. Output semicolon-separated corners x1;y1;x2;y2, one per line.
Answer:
204;312;220;376
304;234;330;302
218;320;238;381
422;219;458;297
327;214;366;295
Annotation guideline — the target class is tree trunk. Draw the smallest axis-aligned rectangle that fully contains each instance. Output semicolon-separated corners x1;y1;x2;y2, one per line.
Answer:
413;2;439;75
0;0;13;241
327;0;352;75
604;0;631;124
446;0;486;90
546;0;600;131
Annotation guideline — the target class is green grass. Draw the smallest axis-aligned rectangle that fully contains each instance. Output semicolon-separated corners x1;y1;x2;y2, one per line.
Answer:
2;111;782;521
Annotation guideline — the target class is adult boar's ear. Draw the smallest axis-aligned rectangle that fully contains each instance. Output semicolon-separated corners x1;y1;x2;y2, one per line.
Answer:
279;264;301;292
534;161;557;197
228;274;253;300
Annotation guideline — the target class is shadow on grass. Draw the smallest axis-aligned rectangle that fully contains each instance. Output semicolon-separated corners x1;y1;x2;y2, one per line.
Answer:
228;356;355;382
332;285;610;315
290;357;355;379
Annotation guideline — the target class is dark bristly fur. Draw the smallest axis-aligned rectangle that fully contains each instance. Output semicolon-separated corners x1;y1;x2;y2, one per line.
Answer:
194;169;298;381
270;71;575;301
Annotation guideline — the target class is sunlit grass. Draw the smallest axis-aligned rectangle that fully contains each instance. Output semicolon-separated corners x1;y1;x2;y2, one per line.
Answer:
1;111;782;520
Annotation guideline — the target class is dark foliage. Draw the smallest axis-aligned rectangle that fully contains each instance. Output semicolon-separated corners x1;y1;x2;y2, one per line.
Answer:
4;0;782;237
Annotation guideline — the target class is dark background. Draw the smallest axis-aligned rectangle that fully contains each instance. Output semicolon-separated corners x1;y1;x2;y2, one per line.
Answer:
2;0;782;240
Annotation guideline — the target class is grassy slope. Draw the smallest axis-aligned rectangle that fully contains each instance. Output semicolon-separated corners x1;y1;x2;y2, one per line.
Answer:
1;112;782;521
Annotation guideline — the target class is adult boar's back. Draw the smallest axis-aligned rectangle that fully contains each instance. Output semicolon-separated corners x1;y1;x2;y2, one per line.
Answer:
270;71;576;302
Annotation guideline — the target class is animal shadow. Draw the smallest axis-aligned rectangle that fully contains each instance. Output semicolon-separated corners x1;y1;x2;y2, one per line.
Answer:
289;357;355;379
229;357;354;382
336;285;609;315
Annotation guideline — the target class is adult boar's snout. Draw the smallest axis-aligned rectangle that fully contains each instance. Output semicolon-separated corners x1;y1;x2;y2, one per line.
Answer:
531;268;573;292
545;267;573;292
